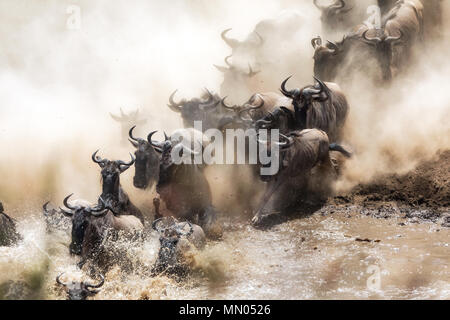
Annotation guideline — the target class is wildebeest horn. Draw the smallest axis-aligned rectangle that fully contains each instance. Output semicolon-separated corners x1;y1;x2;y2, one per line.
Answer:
172;143;200;157
117;153;135;171
90;197;106;214
326;40;339;54
84;274;105;289
128;125;140;143
167;90;183;113
311;36;322;49
313;0;326;10
63;194;77;211
280;76;298;99
147;131;158;144
384;30;403;43
220;97;234;109
277;134;295;149
330;0;345;11
43;201;51;217
56;273;68;287
92;150;107;167
221;28;239;48
109;112;123;122
164;132;170;141
362;29;383;44
224;55;233;68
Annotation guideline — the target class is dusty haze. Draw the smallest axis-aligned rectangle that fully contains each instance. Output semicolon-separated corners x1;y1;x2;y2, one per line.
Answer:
0;0;449;214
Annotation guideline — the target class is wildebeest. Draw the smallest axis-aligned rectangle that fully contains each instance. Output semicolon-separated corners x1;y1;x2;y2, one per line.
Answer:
167;89;237;132
151;216;205;277
311;24;391;83
279;76;349;142
362;0;424;80
313;0;354;35
110;108;147;145
252;129;352;227
128;126;160;190
149;132;221;238
92;150;145;224
214;55;262;103
56;273;104;300
60;194;144;269
0;202;21;246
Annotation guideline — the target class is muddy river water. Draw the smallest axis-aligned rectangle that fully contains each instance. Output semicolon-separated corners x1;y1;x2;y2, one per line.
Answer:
1;205;448;300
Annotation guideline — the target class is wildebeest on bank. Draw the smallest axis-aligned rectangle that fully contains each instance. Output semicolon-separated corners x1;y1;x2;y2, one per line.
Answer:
0;202;21;246
252;129;352;227
279;77;349;143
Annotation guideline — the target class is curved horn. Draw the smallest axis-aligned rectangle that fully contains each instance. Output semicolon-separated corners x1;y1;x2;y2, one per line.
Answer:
152;218;164;232
109;112;123;122
128;125;140;142
59;207;73;217
362;30;383;45
313;0;326;10
117;153;135;170
221;28;239;48
280;76;298;99
43;201;51;216
85;274;105;289
147;131;158;144
167;90;183;113
330;0;345;11
63;194;77;211
89;197;106;214
92;150;107;167
384;30;403;43
326;40;339;54
220;97;235;110
311;36;322;49
56;273;67;287
277;134;295;149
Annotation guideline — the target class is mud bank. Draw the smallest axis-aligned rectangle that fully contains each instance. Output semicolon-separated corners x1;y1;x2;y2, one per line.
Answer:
324;150;450;227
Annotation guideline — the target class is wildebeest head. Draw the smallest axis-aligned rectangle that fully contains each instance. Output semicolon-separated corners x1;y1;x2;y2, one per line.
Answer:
59;194;107;255
110;108;147;144
220;28;264;50
220;96;266;129
152;135;200;187
361;29;403;81
56;273;104;300
167;89;225;129
280;76;329;128
128;126;160;190
152;217;194;275
92;150;135;196
314;0;353;32
312;35;350;81
257;133;294;182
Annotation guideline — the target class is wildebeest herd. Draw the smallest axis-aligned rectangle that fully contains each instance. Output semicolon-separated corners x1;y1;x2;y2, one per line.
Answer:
0;0;442;299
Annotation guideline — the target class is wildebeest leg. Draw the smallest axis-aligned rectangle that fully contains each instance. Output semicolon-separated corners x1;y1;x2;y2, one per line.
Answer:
198;206;222;239
251;177;285;228
153;197;162;220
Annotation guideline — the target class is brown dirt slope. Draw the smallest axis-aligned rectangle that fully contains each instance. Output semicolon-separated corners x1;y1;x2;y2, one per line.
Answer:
337;150;450;208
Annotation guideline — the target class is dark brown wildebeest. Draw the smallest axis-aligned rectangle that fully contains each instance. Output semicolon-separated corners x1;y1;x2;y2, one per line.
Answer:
279;76;349;142
128;126;160;190
151;216;205;278
167;88;237;132
252;129;352;227
92;150;145;224
362;0;424;80
110;108;147;145
0;202;21;246
56;273;104;300
60;194;143;270
148;133;221;238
